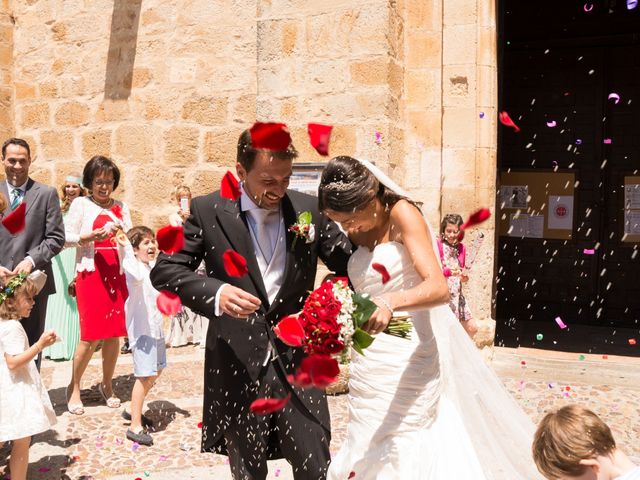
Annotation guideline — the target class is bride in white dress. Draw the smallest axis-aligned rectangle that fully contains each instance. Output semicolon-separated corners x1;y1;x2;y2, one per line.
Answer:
318;156;542;480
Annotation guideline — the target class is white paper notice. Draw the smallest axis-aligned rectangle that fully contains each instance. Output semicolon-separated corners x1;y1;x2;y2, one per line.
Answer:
508;214;544;238
625;184;640;210
624;210;640;235
548;195;573;230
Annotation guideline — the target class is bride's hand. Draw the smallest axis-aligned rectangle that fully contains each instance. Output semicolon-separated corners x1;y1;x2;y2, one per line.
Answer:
364;298;393;335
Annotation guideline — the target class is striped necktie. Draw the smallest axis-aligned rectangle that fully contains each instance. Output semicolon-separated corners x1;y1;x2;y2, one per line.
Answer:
10;188;24;211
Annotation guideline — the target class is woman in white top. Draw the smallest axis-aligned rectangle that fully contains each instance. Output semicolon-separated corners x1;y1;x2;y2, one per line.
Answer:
64;156;132;415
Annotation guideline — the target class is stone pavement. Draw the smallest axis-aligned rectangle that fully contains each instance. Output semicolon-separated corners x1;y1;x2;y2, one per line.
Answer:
1;344;639;479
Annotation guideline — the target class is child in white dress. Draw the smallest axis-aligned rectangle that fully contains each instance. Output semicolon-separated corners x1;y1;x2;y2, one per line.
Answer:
0;272;57;480
533;404;640;480
117;226;166;447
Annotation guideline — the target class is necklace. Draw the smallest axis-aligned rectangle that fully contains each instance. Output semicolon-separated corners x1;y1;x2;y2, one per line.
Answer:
90;195;113;209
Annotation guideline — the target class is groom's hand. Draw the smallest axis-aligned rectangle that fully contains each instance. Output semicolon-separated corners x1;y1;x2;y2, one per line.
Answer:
219;285;261;318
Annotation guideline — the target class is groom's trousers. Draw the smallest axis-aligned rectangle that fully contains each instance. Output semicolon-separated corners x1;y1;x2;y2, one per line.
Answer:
224;361;331;480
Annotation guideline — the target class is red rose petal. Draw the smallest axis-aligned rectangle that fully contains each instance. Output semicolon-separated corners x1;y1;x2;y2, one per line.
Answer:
307;123;333;156
460;208;492;231
348;472;356;479
499;111;521;133
274;315;306;347
250;393;292;415
250;122;292;151
222;249;249;277
156;290;182;316
220;170;241;201
629;338;637;346
293;354;339;389
1;202;26;234
110;204;122;219
197;421;203;428
371;262;391;284
156;225;184;254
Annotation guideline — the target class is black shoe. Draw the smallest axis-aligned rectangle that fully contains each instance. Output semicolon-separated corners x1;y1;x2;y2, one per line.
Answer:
126;428;153;446
121;409;154;428
120;342;130;354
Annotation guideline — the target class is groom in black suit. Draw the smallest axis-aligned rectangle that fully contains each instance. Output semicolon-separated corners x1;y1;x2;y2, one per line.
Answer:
151;130;352;479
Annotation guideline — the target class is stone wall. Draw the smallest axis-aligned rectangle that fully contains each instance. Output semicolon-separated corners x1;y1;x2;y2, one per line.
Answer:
1;0;498;343
0;0;13;142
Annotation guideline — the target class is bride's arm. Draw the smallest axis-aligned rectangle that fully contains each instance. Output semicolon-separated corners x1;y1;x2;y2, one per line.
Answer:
365;200;449;334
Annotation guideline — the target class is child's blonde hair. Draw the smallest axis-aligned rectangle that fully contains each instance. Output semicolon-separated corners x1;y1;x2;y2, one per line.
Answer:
0;275;38;320
532;404;616;479
0;192;7;213
173;185;191;201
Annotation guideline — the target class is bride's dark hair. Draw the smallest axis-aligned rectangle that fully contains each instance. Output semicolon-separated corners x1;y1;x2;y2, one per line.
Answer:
318;156;421;213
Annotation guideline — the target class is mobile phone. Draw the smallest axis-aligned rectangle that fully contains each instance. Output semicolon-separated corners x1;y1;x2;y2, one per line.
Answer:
180;197;189;212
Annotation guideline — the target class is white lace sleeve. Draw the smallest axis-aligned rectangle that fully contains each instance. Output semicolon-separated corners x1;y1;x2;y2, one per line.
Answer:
121;201;133;232
64;196;84;246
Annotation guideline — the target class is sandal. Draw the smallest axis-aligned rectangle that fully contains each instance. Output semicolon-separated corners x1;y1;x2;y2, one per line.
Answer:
98;382;121;408
66;386;85;416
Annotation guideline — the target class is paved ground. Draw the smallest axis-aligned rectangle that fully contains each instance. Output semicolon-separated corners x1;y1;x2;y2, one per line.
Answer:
1;344;639;479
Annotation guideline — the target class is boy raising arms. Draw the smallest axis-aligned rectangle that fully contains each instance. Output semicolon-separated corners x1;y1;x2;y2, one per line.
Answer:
533;404;639;480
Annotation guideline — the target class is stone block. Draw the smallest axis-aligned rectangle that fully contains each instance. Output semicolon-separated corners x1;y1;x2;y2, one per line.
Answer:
442;148;476;188
28;165;53;186
51;21;66;41
15;83;36;100
40;130;75;160
204;129;240;167
54;101;90;126
187;168;227;198
114;124;157;163
406;0;441;30
443;0;477;27
350;58;389;86
406;69;441;109
163;126;200;166
477;65;496;108
443;64;476;107
279;98;298;123
181;96;228;126
132;67;152;88
478;27;497;68
442;107;476;148
443;24;476;65
39;81;58;98
95;100;132;122
169;58;197;83
407;31;441;69
128;166;177;210
19;102;49;128
82;129;112;159
477;108;496;149
408;109;441;147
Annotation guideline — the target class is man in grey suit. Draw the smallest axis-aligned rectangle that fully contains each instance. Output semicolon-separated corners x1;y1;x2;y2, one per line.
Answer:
1;138;65;367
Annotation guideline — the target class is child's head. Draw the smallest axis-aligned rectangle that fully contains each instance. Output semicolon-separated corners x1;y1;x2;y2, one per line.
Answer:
0;273;38;320
0;192;7;214
440;213;464;244
532;405;617;480
127;226;157;265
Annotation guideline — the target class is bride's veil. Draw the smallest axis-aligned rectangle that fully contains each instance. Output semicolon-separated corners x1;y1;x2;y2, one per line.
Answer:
359;159;543;480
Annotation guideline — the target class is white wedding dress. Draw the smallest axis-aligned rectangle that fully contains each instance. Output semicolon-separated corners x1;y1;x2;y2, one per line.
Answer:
328;240;543;480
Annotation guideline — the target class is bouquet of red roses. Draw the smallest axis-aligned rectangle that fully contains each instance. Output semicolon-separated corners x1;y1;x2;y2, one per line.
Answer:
273;278;412;389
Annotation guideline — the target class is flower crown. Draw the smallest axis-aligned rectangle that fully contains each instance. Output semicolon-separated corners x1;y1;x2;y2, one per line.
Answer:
0;272;29;306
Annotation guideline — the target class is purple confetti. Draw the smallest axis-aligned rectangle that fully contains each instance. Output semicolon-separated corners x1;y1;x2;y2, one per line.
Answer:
583;3;594;11
132;442;140;452
583;248;595;255
546;120;557;127
374;131;382;145
37;468;50;473
627;0;638;9
555;316;568;329
479;112;485;118
159;455;168;461
608;92;621;104
604;138;612;144
575;139;583;145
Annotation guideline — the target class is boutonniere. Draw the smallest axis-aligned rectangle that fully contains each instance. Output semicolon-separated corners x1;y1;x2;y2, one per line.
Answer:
289;211;315;250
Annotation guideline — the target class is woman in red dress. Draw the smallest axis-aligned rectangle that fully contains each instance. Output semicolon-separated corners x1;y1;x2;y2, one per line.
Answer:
64;156;132;414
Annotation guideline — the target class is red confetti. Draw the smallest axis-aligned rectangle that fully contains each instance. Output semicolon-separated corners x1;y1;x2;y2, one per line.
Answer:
156;291;182;316
197;422;203;428
629;338;637;345
307;123;333;156
250;122;291;151
602;355;608;359
274;315;306;347
222;249;249;277
220;170;241;201
520;360;526;366
289;354;340;389
499;111;521;133
1;202;26;234
461;208;492;231
348;472;356;479
371;263;391;284
156;225;184;254
37;468;51;473
250;394;292;415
